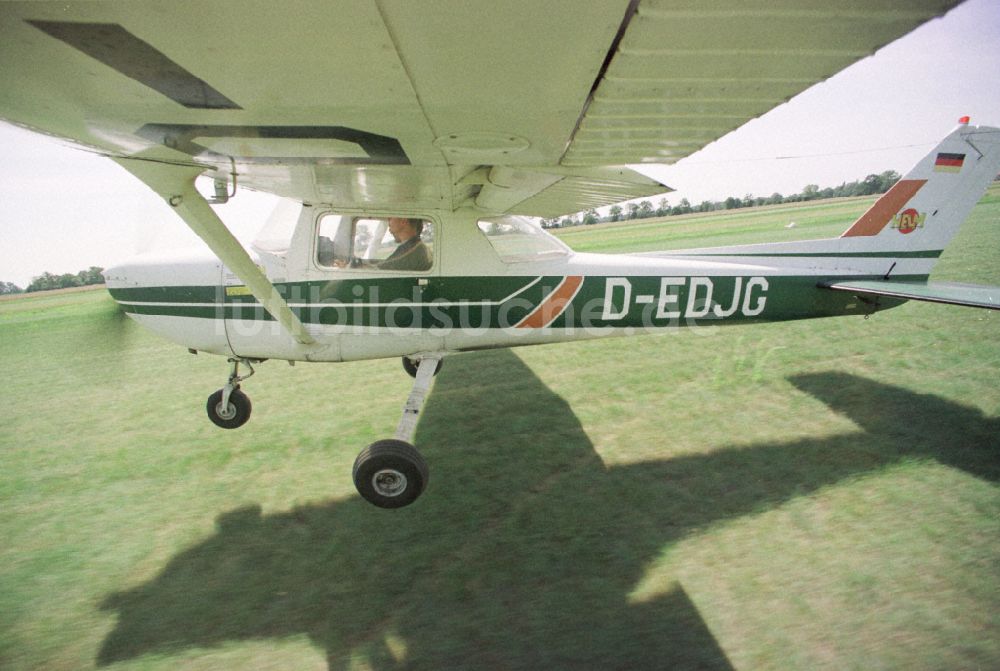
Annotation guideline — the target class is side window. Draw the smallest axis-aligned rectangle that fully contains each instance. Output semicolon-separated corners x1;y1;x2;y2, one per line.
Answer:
317;215;433;271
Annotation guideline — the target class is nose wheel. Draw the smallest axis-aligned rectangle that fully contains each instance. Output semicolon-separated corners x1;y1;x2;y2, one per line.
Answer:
353;355;441;508
207;387;252;429
206;358;255;429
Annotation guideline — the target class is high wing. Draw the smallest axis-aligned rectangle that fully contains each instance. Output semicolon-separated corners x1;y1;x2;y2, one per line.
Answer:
824;280;1000;311
0;0;960;217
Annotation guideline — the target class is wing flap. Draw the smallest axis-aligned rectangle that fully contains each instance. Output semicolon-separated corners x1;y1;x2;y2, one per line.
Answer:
825;280;1000;310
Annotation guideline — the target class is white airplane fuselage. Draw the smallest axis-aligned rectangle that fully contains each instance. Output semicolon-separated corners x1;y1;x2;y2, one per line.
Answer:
105;205;911;364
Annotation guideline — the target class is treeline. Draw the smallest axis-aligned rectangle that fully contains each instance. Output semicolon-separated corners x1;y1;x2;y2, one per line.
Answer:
0;266;105;295
542;170;902;228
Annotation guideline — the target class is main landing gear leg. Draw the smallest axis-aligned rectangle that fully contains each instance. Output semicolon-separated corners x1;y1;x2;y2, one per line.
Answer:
206;358;254;429
352;356;441;509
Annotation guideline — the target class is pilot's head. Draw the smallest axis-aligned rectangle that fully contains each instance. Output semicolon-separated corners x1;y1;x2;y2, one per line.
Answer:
388;217;424;243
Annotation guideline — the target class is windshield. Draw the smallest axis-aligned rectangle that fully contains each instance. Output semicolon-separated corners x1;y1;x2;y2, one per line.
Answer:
477;216;570;263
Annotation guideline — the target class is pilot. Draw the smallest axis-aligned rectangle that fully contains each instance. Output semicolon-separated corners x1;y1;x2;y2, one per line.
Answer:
378;217;432;271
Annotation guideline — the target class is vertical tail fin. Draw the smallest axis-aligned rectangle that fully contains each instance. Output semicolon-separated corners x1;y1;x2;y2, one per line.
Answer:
642;121;999;281
840;120;1000;259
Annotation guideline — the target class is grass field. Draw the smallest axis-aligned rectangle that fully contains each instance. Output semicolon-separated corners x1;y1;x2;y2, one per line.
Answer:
2;188;998;670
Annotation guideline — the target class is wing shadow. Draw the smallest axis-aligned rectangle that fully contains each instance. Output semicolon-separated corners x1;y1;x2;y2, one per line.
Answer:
96;351;996;669
789;371;998;483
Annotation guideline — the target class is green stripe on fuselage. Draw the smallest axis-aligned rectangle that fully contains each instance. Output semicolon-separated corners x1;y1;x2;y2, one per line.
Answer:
112;274;918;329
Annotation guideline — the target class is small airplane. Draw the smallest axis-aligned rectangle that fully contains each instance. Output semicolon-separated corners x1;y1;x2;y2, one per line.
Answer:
1;2;997;508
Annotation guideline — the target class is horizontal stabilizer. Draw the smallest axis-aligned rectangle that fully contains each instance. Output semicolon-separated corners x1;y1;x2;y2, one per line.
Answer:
824;280;1000;310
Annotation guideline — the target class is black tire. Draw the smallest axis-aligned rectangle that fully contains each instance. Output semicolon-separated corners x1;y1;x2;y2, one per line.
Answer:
206;388;252;429
402;356;443;378
352;439;429;508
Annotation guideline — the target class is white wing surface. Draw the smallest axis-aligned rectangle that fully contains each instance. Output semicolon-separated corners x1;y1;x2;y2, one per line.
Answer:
0;0;959;216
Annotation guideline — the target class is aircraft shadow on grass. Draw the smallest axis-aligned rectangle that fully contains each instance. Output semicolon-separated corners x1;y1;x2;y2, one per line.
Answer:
96;350;998;670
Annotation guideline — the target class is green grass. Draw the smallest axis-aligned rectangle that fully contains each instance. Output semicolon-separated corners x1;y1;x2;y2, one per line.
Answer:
2;189;999;670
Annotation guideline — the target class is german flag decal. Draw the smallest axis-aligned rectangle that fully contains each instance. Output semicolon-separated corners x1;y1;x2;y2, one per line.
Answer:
934;152;965;173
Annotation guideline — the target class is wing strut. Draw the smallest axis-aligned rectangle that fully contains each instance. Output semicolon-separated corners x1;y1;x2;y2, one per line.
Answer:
113;157;316;345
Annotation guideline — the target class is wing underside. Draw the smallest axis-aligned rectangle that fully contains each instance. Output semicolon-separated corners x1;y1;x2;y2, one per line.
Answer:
824;280;1000;311
0;0;959;215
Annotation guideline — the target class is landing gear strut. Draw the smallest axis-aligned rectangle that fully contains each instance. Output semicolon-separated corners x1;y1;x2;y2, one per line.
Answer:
352;355;441;508
206;358;255;429
402;355;442;378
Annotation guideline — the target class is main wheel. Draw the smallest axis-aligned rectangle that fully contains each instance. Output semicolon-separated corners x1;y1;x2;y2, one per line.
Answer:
206;388;252;429
402;356;443;378
353;439;429;508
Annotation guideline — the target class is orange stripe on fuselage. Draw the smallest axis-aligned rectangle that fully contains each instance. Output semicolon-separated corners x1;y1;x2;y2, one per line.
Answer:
840;179;927;237
516;275;584;328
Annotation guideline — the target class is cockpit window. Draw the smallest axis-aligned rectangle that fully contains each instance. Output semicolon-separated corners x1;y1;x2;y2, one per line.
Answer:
476;216;570;263
317;215;433;272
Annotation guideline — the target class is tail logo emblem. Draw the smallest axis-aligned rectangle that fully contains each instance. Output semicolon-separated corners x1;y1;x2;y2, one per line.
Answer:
891;208;926;234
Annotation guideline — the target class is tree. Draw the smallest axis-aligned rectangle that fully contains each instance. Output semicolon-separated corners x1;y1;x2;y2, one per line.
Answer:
877;170;901;193
582;209;599;225
626;203;640;219
26;272;56;292
57;273;81;289
24;266;105;293
637;200;654;219
0;281;23;295
671;198;692;216
859;174;883;196
609;205;623;222
76;266;103;285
